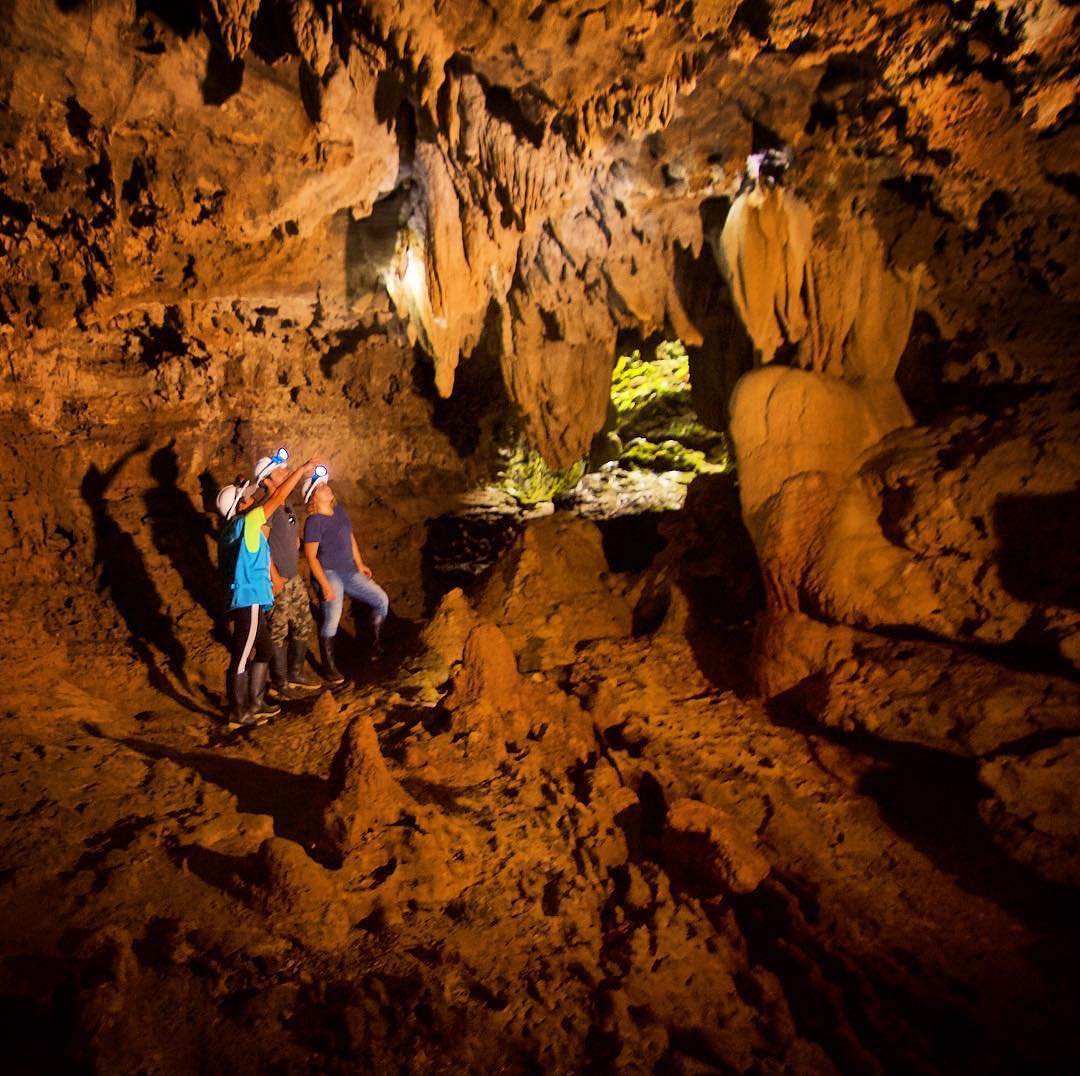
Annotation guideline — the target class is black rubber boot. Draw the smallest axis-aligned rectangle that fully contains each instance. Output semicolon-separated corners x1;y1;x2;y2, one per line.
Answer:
287;638;323;691
319;636;346;684
227;669;262;727
270;644;305;700
249;662;281;719
370;613;385;661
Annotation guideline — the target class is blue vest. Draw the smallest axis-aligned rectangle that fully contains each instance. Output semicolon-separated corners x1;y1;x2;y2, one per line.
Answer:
219;507;273;611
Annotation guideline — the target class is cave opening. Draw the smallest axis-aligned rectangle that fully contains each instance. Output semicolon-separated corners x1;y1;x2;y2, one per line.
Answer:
420;332;742;598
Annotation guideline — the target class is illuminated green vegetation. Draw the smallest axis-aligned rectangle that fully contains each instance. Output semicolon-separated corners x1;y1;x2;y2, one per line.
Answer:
609;340;730;473
495;442;586;507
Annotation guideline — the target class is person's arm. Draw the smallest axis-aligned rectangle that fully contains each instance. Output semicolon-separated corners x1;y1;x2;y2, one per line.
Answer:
350;533;373;578
305;541;336;602
270;558;285;596
262;457;320;519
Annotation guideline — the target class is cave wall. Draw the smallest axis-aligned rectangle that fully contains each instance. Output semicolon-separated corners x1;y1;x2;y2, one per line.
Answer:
1;0;1078;678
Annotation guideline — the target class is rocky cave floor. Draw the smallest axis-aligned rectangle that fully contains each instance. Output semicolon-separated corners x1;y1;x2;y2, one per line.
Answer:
1;496;1077;1075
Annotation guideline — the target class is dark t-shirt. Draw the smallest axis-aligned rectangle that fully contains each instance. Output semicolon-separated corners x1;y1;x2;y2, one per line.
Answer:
303;504;354;575
267;503;300;579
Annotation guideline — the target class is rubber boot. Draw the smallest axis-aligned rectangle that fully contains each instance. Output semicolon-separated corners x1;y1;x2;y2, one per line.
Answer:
370;613;385;661
287;638;323;691
227;669;261;728
249;662;281;719
319;635;346;685
270;643;305;700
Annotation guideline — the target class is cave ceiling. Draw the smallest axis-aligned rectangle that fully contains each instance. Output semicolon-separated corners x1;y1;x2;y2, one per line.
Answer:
2;0;1076;464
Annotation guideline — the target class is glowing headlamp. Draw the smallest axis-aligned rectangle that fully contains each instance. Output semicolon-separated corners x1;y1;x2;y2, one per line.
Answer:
303;465;329;503
254;446;290;483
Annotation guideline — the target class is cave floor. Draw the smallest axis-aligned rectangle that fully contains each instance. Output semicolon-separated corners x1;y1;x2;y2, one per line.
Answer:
1;590;1077;1075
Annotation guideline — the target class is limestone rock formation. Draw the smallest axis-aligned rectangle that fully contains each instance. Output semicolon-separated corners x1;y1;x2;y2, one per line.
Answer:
0;0;1078;1070
248;836;351;948
979;740;1080;888
321;713;408;863
664;798;770;894
475;516;632;670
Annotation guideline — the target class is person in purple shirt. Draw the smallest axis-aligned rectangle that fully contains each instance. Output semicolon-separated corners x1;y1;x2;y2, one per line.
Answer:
302;472;389;683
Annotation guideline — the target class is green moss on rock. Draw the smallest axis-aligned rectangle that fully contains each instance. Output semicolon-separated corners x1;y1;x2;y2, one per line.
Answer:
609;340;731;474
495;443;586;506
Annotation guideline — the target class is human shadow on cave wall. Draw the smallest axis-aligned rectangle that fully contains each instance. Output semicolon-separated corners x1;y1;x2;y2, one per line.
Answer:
80;448;208;715
144;442;228;645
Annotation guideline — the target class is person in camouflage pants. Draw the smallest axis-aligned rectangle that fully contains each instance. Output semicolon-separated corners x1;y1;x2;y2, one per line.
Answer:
270;573;315;650
255;450;323;698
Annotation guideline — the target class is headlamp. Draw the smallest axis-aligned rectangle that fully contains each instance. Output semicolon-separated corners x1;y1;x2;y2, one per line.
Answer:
254;446;290;484
303;465;329;503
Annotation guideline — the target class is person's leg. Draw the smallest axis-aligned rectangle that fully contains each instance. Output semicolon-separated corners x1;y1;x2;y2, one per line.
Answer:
319;570;345;638
226;605;259;724
268;595;295;695
340;571;390;656
248;608;280;719
285;575;321;689
318;570;346;683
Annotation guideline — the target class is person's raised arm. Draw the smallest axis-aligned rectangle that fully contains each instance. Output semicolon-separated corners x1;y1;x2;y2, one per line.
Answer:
262;457;320;519
305;541;336;602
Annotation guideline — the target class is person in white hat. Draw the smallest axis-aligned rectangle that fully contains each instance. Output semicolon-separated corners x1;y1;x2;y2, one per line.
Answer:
215;453;320;727
302;470;389;683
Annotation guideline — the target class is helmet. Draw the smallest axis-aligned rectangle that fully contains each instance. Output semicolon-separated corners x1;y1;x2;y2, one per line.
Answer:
254;446;289;483
216;481;251;520
302;465;329;503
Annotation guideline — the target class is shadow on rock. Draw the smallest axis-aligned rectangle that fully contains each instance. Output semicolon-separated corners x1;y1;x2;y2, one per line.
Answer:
120;737;331;852
144;441;227;644
81;447;209;715
765;682;1080;950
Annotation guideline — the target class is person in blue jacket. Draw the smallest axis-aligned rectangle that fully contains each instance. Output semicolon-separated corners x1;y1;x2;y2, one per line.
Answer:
216;454;319;727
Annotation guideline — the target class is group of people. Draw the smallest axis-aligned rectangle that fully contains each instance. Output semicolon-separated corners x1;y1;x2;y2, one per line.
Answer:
214;450;390;728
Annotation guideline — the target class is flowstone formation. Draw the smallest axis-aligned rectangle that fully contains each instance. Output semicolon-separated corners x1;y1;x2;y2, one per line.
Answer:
1;0;1079;1071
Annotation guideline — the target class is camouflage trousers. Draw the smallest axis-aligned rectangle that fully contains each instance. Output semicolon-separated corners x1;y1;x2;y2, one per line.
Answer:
269;574;315;648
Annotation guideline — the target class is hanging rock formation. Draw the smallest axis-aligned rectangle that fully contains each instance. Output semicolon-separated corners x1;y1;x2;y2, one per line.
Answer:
0;0;1079;1071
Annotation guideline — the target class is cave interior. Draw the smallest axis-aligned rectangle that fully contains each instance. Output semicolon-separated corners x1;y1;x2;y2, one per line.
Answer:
0;0;1079;1072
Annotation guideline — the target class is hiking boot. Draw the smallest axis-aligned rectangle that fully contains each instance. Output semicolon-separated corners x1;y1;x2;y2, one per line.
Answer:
226;668;253;726
319;636;346;685
287;639;323;691
228;710;269;730
369;614;385;661
249;662;282;718
270;644;306;700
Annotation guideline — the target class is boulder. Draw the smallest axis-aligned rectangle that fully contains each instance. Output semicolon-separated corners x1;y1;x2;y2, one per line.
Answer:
475;516;632;670
664;798;770;894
